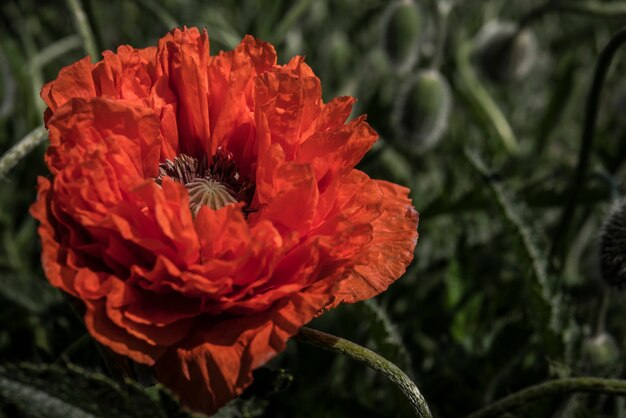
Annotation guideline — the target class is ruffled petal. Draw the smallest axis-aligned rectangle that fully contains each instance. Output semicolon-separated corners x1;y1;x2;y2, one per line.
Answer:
45;98;161;179
153;290;331;415
296;116;378;191
254;144;319;234
41;57;96;116
30;177;80;297
156;27;211;157
328;180;418;306
84;299;167;365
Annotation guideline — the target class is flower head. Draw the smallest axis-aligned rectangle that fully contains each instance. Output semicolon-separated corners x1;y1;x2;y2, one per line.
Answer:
31;27;418;414
600;199;626;289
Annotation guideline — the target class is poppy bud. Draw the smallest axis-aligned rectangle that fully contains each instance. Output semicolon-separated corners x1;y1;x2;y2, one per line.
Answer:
472;20;537;82
391;69;451;154
380;0;423;73
600;200;626;289
582;332;620;376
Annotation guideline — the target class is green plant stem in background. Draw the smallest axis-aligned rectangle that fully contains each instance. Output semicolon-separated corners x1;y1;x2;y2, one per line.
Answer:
466;377;626;418
28;35;82;112
65;0;98;60
0;126;46;180
550;27;626;269
2;3;46;116
136;0;179;30
0;45;16;119
31;35;82;69
273;0;313;43
295;327;432;418
453;40;518;154
520;1;626;28
429;0;453;70
464;149;567;348
464;150;549;306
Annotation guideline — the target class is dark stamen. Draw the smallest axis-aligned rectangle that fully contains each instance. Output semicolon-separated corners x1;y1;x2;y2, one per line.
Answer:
155;148;255;216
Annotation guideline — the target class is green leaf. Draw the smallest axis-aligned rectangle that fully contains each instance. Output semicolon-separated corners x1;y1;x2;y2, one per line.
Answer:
464;149;573;357
0;363;194;418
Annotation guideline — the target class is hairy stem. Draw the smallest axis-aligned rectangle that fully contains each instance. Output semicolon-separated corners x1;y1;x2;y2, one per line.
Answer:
520;1;626;29
66;0;98;60
295;327;432;418
550;27;626;268
0;126;47;180
466;377;626;418
453;39;518;153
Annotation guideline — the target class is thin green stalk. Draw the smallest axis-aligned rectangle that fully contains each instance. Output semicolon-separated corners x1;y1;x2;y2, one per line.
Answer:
295;327;432;418
550;27;626;269
520;1;626;29
0;126;46;180
65;0;98;60
3;3;45;114
466;377;626;418
136;0;179;30
274;0;313;41
454;39;518;153
360;299;415;376
31;35;82;69
0;45;16;119
464;150;562;335
429;0;453;70
54;334;91;364
28;35;82;111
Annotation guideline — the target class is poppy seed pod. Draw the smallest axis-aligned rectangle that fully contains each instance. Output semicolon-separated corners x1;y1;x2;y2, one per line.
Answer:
391;69;451;154
472;20;537;83
380;0;423;73
582;332;620;376
600;199;626;289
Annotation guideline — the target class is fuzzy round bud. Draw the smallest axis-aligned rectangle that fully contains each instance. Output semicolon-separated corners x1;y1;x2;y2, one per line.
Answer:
600;199;626;289
380;0;423;73
472;20;538;83
582;332;620;376
391;69;451;154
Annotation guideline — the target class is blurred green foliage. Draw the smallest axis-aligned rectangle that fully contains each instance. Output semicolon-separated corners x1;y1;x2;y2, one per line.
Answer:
2;0;626;417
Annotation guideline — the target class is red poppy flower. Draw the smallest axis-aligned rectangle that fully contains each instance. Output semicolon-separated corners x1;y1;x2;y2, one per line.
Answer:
31;27;418;414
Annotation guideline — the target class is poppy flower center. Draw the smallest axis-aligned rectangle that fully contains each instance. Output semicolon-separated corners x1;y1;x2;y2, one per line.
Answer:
155;148;255;216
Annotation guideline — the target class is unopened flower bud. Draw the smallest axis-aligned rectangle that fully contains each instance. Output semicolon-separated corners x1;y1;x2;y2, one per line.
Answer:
380;0;423;73
391;69;451;154
472;20;537;82
582;332;620;376
600;200;626;289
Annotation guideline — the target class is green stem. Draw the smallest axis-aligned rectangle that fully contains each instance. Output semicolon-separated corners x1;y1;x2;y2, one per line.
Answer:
550;27;626;269
28;35;82;111
429;0;453;70
520;1;626;28
453;39;518;154
274;0;313;41
295;327;432;418
136;0;179;30
65;0;98;60
466;377;626;418
54;334;91;364
31;35;82;69
0;45;16;119
0;126;46;180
